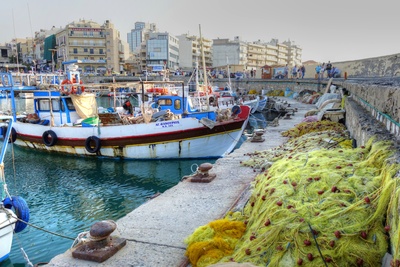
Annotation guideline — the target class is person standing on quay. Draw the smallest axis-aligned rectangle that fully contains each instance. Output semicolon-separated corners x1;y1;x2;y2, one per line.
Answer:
326;61;332;78
301;65;305;79
284;64;289;78
315;64;322;79
320;63;325;79
291;65;297;79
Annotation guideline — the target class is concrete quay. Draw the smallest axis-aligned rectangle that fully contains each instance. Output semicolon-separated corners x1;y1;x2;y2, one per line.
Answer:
46;97;313;267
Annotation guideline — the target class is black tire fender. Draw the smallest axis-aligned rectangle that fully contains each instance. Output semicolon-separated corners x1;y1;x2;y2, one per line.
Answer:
2;126;17;143
42;130;58;147
85;136;101;153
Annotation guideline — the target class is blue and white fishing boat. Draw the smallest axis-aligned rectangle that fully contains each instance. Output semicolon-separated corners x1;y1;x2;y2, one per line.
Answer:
0;63;251;160
0;117;30;263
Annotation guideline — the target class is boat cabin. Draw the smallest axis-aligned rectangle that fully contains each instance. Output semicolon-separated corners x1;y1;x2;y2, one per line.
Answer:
33;91;80;126
153;95;216;121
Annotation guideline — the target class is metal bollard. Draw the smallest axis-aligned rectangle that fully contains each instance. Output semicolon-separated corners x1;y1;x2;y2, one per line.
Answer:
72;220;126;263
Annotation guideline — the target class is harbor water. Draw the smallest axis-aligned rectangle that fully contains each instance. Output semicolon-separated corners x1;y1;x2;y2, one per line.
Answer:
0;96;217;266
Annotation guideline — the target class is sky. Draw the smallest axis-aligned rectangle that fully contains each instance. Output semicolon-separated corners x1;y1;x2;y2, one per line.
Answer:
1;0;399;63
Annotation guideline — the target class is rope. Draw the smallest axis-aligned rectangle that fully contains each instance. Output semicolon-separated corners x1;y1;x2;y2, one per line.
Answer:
20;247;34;267
10;214;75;240
181;164;199;181
307;222;328;267
70;231;110;248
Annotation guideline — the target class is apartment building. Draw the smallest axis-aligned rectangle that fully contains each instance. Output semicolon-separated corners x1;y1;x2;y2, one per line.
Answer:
247;42;266;69
283;40;302;67
55;19;124;73
177;34;212;71
212;37;248;68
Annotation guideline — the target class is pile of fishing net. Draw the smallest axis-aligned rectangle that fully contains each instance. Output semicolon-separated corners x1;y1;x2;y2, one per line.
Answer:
185;121;400;267
266;90;285;97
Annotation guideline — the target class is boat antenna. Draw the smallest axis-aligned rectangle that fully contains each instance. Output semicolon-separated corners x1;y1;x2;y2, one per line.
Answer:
27;3;36;72
227;56;232;90
12;10;20;73
199;24;210;110
199;25;208;93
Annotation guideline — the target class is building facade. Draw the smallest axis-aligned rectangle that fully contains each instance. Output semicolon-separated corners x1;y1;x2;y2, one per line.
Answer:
212;37;248;68
54;19;124;74
146;32;179;72
177;34;212;71
127;22;157;53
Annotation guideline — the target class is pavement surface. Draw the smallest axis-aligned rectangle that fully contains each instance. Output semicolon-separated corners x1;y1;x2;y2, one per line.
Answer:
45;97;314;267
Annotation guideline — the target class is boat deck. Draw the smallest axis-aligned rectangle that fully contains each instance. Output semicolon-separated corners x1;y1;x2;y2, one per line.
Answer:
45;97;313;267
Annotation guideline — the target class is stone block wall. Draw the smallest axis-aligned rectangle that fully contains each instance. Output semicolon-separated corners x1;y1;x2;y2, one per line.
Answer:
304;53;400;78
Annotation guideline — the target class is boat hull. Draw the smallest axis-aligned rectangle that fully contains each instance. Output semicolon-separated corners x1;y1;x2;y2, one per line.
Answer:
11;110;250;159
256;97;268;112
0;210;17;262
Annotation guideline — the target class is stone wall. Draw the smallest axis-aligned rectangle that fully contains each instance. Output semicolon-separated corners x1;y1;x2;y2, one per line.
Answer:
304;53;400;78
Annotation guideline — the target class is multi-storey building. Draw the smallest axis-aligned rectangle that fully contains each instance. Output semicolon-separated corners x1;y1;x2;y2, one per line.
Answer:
33;27;63;70
127;22;157;53
212;37;302;77
212;37;248;68
265;44;279;66
0;44;11;70
177;34;212;71
247;42;266;69
146;32;179;72
283;40;302;67
55;19;124;74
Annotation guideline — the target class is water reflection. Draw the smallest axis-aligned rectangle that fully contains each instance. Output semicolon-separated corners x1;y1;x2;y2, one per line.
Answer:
2;141;215;266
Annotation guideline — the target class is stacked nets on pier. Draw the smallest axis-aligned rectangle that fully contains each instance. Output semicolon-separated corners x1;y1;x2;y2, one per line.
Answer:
184;121;399;267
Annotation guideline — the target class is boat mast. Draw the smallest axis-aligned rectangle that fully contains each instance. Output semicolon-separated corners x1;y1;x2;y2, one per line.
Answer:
199;25;210;110
199;25;208;93
227;56;232;91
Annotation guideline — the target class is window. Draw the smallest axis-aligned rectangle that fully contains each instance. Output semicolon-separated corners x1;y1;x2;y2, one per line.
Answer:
65;98;75;111
174;99;181;110
158;99;172;106
90;49;94;54
37;99;61;111
73;48;78;54
99;49;104;54
84;48;88;53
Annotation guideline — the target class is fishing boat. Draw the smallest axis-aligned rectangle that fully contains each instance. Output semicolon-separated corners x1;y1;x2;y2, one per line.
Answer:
256;95;268;112
0;117;30;263
0;64;251;160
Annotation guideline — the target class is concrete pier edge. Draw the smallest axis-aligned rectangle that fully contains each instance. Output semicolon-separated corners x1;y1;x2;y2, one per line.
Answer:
45;96;311;267
46;91;399;266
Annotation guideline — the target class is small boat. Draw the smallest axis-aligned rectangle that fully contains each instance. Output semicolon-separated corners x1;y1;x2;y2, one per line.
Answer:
0;116;30;263
0;64;251;160
256;95;268;112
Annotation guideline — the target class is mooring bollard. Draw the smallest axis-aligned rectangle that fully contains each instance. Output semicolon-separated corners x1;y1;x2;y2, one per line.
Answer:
182;163;217;183
72;220;126;263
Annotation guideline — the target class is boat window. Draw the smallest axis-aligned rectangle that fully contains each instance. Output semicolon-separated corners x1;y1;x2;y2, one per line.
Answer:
157;99;172;106
65;98;76;111
51;99;60;111
37;99;61;111
174;99;181;110
38;99;51;111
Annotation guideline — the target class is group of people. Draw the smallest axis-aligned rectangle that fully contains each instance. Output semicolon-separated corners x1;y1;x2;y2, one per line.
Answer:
315;61;341;79
289;65;306;79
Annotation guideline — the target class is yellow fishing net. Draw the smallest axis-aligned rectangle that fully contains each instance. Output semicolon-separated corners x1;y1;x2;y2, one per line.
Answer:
185;121;400;267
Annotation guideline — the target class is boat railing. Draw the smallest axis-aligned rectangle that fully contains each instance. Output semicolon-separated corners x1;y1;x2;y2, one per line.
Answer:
0;72;65;88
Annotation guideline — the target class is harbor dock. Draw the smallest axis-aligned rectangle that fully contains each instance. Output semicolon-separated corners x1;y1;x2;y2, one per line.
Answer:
46;97;312;267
